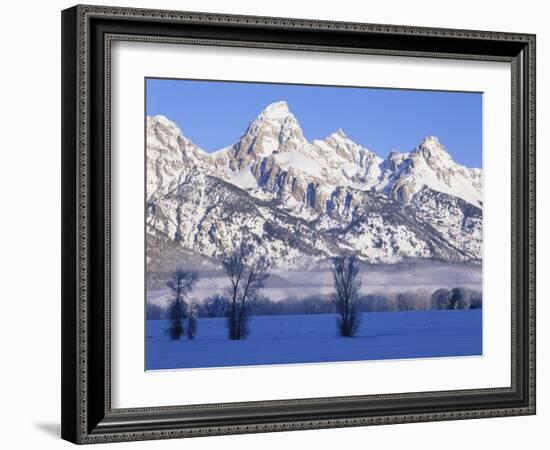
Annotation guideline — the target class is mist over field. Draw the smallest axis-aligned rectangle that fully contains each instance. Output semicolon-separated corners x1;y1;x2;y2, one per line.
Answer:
147;261;481;307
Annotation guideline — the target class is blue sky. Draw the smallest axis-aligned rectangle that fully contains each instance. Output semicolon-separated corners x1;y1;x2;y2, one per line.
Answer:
146;78;482;168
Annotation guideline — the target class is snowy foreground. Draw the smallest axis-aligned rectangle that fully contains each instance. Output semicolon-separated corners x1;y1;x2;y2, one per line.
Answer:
146;310;482;370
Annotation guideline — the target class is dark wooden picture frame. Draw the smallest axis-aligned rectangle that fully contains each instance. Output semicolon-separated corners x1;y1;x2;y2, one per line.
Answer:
61;4;536;444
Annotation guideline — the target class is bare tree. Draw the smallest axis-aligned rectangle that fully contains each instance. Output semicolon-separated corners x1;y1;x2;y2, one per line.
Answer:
430;288;452;310
199;294;228;318
449;287;471;310
331;255;362;337
222;243;269;340
396;291;418;311
470;290;483;309
166;268;198;340
222;243;247;339
187;303;198;340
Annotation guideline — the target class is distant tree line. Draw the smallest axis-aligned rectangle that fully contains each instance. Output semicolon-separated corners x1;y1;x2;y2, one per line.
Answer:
148;286;482;320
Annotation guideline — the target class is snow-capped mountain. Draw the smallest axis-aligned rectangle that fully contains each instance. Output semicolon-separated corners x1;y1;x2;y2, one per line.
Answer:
377;136;482;206
146;101;482;270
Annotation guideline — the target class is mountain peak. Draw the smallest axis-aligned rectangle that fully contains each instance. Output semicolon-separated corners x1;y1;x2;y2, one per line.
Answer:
413;136;453;162
418;135;446;152
334;128;347;138
422;135;440;144
324;129;349;142
148;114;179;130
259;101;292;121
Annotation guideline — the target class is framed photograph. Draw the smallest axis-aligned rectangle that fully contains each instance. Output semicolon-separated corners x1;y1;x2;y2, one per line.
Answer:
61;4;536;444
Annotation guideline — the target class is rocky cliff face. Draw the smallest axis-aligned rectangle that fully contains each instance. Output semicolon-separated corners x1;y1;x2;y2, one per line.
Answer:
146;101;483;270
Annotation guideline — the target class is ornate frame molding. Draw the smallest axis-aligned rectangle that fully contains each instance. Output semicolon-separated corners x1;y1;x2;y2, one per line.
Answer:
61;4;536;444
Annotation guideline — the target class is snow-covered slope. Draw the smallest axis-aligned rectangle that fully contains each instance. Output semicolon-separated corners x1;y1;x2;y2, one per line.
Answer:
146;102;483;269
377;136;482;207
146;115;230;199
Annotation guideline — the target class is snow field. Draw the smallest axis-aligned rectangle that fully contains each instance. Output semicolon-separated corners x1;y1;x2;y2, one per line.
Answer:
146;309;482;370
